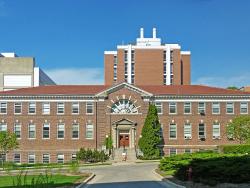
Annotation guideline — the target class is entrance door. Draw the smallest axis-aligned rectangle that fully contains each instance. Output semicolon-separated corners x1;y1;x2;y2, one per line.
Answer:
119;134;129;148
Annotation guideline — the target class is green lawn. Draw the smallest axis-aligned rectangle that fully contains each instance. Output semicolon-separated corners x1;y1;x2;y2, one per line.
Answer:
0;174;85;188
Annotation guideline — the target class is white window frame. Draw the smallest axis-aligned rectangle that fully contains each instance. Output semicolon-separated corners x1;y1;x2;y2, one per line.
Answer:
0;102;7;114
28;124;36;139
212;122;221;139
212;102;220;114
13;153;21;164
71;153;77;161
184;123;192;139
14;102;22;114
169;123;177;139
184;102;191;114
184;148;192;153
198;123;206;139
240;102;248;114
14;123;21;139
169;102;177;114
198;102;206;114
72;123;79;139
155;102;163;114
28;102;36;114
86;123;94;139
42;102;50;115
226;102;234;114
57;154;64;164
57;123;65;139
0;123;7;132
86;102;94;115
42;154;50;164
169;148;177;156
28;153;35;164
72;102;79;114
43;123;50;139
57;102;65;115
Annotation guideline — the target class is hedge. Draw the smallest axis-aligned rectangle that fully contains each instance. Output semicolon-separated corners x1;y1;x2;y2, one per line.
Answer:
219;144;250;154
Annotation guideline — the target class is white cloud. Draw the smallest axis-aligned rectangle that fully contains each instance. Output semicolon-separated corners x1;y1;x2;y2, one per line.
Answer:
193;73;250;88
45;68;104;85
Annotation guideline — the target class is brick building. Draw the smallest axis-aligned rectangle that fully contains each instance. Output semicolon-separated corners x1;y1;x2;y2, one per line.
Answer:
0;82;250;163
104;28;191;86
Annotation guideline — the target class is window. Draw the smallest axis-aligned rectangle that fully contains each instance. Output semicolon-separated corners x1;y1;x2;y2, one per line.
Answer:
43;154;50;164
86;123;94;139
163;63;167;75
163;75;167;85
184;123;192;139
71;153;77;161
170;50;174;61
86;102;94;114
163;50;166;61
198;102;206;114
14;102;22;114
184;149;191;153
213;122;220;138
57;124;65;139
14;123;21;139
28;124;36;139
169;102;177;114
131;63;135;75
14;153;21;163
159;124;163;139
28;154;35;164
155;102;162;114
57;154;64;164
57;102;64;114
28;102;36;114
72;123;79;139
124;63;128;75
198;123;205;139
131;75;135;84
0;123;7;132
212;102;220;114
170;148;177;156
170;63;173;74
169;123;177;139
170;75;173;85
42;102;50;114
43;123;50;139
72;102;79;114
240;102;248;114
226;102;234;114
0;102;7;114
131;50;135;62
0;154;6;163
184;102;191;114
114;55;118;82
124;50;128;61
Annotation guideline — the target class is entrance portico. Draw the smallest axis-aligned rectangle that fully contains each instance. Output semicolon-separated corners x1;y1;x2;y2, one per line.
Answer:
112;119;137;149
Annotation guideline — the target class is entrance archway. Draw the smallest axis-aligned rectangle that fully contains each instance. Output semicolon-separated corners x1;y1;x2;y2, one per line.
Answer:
112;119;137;149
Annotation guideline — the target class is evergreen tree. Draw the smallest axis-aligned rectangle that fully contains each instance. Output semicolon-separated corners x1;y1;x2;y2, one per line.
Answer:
138;104;162;159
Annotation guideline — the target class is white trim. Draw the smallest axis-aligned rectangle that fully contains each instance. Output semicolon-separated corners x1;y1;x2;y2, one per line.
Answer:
181;51;191;55
104;51;117;55
159;145;218;147
0;99;95;102
154;99;250;102
127;45;132;84
169;123;177;139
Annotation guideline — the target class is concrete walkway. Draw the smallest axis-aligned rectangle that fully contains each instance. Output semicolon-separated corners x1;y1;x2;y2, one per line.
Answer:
79;162;176;188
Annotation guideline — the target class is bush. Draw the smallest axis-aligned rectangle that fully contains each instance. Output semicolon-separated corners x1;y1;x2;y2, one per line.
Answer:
76;148;108;163
219;144;250;154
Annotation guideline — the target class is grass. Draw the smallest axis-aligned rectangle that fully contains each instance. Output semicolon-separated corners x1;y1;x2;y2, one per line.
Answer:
0;174;85;188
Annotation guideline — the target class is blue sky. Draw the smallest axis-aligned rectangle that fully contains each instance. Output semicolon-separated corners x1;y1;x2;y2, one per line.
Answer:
0;0;250;87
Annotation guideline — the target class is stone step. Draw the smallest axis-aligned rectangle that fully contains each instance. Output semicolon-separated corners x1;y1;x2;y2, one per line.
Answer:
113;148;137;162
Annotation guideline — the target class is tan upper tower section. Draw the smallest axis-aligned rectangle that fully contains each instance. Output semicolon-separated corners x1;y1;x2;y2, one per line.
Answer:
104;28;191;86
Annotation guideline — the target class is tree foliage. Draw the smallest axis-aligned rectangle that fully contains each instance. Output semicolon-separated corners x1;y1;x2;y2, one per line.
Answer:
138;104;162;159
227;86;239;90
0;131;18;156
227;115;250;143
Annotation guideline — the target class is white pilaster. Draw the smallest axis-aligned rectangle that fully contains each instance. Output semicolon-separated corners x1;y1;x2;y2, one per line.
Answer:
166;46;171;85
127;45;132;84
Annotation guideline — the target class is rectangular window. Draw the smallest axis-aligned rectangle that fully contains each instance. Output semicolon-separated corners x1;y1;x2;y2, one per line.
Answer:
131;50;135;62
163;50;166;62
163;75;167;85
198;102;206;114
124;63;128;75
43;123;50;139
72;123;79;139
170;63;173;75
72;102;79;114
240;102;248;114
131;75;135;84
114;55;118;82
169;123;177;139
213;122;220;138
212;102;220;114
184;149;191;153
86;102;94;114
163;63;167;75
155;102;162;114
14;153;21;163
43;154;50;164
28;154;35;164
86;123;94;139
71;153;77;161
0;154;6;163
0;123;7;132
184;123;192;139
131;63;135;75
198;123;205;139
170;148;177;156
42;102;50;114
170;75;173;85
28;124;36;139
57;124;65;139
14;123;21;139
57;102;64;114
124;50;128;61
170;50;174;62
226;102;234;114
184;102;191;114
0;102;7;114
169;102;177;114
28;102;36;114
14;102;22;114
57;154;64;164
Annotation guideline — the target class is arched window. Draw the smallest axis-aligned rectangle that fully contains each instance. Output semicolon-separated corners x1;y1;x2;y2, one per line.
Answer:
111;99;138;114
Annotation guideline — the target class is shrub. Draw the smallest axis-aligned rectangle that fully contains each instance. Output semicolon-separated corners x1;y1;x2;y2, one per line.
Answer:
76;148;108;163
219;144;250;154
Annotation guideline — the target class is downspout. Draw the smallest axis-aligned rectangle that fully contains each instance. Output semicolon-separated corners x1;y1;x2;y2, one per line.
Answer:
95;100;98;150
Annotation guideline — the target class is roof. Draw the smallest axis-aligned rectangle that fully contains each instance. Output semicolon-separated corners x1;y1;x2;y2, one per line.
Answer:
0;84;249;96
